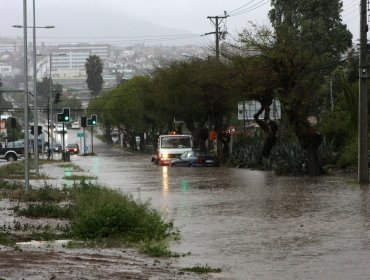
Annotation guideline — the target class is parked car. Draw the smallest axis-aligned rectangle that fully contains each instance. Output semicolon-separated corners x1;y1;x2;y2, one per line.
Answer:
170;150;219;167
65;143;79;155
54;123;67;133
71;122;81;129
51;143;62;153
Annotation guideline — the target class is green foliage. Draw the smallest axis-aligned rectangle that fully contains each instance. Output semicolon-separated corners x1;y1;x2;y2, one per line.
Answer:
0;180;177;255
85;55;103;97
140;240;173;257
16;203;74;219
69;185;175;242
21;184;70;203
226;136;263;168
62;174;97;181
0;161;24;178
273;141;308;175
181;264;222;274
0;232;16;247
337;136;358;168
318;109;352;151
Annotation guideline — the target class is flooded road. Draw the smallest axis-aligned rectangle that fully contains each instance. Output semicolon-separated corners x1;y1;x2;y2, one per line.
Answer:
72;139;370;280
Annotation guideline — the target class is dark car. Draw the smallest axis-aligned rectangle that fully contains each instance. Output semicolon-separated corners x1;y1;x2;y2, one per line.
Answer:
170;150;219;167
51;143;62;153
65;143;79;155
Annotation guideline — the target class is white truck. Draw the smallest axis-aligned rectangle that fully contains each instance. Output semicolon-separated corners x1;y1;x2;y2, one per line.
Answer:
152;134;192;166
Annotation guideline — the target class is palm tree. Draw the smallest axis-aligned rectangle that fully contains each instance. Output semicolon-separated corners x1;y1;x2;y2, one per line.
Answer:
85;55;103;98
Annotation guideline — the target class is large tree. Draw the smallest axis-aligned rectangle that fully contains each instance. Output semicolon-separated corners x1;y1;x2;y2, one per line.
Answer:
85;55;103;98
239;0;352;175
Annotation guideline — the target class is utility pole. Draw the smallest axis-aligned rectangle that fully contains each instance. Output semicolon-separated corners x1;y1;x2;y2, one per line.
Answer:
205;14;228;60
32;0;39;176
204;14;228;161
358;0;369;184
23;0;30;193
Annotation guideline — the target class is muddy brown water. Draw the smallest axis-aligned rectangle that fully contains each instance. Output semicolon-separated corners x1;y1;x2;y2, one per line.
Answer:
50;133;368;280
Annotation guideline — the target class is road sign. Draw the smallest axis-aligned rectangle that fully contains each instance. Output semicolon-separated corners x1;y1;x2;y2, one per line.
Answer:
228;126;236;135
84;145;88;152
77;132;85;138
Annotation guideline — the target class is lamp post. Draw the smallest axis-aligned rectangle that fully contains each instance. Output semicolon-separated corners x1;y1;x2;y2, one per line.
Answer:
22;0;29;192
13;3;55;177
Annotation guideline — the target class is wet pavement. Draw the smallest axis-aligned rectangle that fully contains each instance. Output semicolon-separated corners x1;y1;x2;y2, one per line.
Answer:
44;134;370;280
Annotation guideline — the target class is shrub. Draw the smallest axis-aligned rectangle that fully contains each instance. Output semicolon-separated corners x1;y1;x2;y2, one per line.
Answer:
69;185;175;242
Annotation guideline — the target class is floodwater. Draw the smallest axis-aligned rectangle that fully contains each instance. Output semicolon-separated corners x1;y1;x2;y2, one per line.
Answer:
72;141;370;280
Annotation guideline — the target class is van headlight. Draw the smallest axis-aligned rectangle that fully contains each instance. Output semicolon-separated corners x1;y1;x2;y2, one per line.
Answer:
161;153;169;159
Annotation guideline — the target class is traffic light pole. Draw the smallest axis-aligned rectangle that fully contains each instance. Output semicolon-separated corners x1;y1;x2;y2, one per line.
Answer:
83;127;86;155
91;126;94;155
62;122;65;151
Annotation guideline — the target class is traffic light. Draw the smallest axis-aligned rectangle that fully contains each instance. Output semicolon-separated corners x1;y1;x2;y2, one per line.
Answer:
87;114;97;126
57;107;70;123
57;113;64;122
31;125;43;135
91;114;97;125
63;108;70;122
81;116;87;128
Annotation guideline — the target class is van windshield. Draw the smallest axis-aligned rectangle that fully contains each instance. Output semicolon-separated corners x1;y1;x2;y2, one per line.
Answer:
161;136;191;148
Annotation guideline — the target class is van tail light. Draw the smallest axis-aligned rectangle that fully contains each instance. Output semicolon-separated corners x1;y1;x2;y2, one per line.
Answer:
197;157;205;164
19;148;24;154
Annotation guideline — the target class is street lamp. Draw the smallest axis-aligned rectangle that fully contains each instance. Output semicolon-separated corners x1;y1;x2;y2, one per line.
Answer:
22;0;29;193
13;1;55;176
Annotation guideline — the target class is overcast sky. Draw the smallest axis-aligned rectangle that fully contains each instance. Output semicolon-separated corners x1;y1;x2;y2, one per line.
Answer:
0;0;360;46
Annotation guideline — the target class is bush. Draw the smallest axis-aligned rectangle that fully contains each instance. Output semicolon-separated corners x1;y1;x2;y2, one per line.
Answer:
337;136;358;168
69;185;175;242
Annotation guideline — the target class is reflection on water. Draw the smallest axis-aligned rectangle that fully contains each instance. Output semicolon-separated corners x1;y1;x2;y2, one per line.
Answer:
180;179;189;191
162;166;169;192
92;157;100;174
75;154;370;280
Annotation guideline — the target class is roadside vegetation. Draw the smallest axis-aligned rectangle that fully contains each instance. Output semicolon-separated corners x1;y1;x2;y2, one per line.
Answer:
84;0;364;176
0;163;180;257
181;264;222;274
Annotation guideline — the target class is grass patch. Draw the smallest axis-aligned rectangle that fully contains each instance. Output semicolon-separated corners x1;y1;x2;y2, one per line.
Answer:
58;163;84;172
16;203;74;219
181;264;222;274
0;180;179;257
0;162;24;178
0;161;50;179
69;185;176;242
0;232;16;247
20;183;70;202
63;174;97;181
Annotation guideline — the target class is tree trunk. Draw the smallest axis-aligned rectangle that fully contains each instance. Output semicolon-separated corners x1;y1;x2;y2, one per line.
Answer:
292;119;322;176
104;125;113;144
191;127;208;151
253;102;278;161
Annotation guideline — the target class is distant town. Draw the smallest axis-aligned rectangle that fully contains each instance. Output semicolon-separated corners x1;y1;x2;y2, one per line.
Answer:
0;36;210;93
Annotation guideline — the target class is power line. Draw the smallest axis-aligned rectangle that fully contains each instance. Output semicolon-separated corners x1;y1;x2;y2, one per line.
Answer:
227;0;270;17
227;0;258;15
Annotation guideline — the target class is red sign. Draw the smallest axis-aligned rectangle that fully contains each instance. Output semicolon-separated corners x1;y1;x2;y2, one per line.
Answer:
228;126;236;135
209;130;217;141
